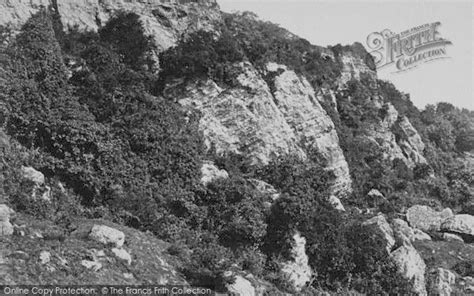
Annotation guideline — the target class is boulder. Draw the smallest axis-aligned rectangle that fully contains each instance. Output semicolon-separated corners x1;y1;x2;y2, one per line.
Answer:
111;248;132;265
328;195;345;212
0;204;14;236
428;268;456;296
392;218;431;245
407;205;453;232
391;245;427;296
227;275;255;296
363;215;395;252
281;232;312;291
21;166;45;186
441;214;474;238
392;218;414;246
200;162;229;186
89;225;125;248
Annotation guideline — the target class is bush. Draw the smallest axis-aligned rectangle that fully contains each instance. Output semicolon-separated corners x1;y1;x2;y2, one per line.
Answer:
98;12;156;70
159;29;244;87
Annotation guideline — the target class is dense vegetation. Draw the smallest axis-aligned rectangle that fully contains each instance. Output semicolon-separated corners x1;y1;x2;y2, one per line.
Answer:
1;8;472;295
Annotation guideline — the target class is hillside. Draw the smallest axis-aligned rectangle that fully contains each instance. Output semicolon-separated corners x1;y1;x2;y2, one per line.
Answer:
0;1;473;295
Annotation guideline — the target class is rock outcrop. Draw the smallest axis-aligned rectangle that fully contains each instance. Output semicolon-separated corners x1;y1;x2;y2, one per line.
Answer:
227;275;256;296
1;0;220;54
363;214;395;253
89;225;125;248
167;61;352;196
392;218;431;246
281;232;312;291
21;166;45;186
337;47;427;168
200;162;229;186
111;247;132;265
0;204;14;236
391;244;427;296
407;205;454;232
266;62;351;196
441;214;474;239
428;268;456;296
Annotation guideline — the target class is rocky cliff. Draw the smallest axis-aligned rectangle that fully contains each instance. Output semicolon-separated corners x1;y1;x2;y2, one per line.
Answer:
3;2;468;295
1;0;220;52
0;0;427;198
165;61;352;196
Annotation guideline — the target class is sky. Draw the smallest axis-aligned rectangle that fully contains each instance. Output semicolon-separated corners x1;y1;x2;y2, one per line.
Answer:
218;0;473;110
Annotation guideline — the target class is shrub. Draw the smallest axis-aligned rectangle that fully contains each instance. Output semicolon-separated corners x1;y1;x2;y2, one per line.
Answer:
159;29;244;87
98;12;156;70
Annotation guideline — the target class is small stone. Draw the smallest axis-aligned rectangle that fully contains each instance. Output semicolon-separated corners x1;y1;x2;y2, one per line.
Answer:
329;195;345;212
39;251;51;264
21;166;45;185
89;225;125;248
111;248;132;265
81;260;102;271
368;189;384;198
123;273;134;280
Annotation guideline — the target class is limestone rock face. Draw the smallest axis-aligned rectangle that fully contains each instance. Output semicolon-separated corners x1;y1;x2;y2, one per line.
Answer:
267;62;351;196
0;0;50;31
169;66;304;166
200;162;228;186
363;215;395;253
338;49;376;86
441;214;474;238
281;232;312;291
407;205;454;232
396;116;427;164
365;103;427;167
391;245;427;296
167;62;352;196
0;0;220;53
336;47;426;168
89;225;125;248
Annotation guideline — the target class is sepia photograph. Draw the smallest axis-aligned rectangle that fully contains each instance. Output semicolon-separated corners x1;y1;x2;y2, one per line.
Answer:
0;0;473;295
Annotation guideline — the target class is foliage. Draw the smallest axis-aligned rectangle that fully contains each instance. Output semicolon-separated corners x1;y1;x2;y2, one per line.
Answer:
98;12;156;71
223;13;341;89
159;29;244;87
